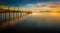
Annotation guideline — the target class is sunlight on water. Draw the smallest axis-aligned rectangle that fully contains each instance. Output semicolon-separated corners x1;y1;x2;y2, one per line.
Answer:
30;13;60;24
11;12;60;28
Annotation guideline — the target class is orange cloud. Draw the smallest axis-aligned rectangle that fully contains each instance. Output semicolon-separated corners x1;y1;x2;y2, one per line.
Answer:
26;2;60;12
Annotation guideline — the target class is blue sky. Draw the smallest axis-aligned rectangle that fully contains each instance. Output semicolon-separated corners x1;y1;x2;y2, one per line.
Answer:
0;0;60;8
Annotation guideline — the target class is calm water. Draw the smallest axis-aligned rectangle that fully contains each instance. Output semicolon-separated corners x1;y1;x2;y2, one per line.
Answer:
13;13;60;28
1;13;60;33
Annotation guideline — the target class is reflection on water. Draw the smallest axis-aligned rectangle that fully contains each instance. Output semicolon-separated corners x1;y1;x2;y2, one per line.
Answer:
15;13;60;28
0;13;60;33
0;13;27;23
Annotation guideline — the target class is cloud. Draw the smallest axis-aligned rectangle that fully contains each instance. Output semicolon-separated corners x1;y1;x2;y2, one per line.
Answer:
26;2;46;8
26;2;60;8
26;2;60;11
26;4;35;7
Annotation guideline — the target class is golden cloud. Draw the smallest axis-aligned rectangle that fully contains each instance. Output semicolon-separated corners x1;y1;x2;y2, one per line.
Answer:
26;2;60;11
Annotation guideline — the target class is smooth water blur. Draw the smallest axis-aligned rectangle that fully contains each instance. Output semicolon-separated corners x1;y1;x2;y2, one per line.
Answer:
1;13;60;33
14;13;60;28
0;13;26;23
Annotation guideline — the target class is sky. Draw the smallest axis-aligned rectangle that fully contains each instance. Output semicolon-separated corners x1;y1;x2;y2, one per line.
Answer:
0;0;60;6
0;0;60;10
